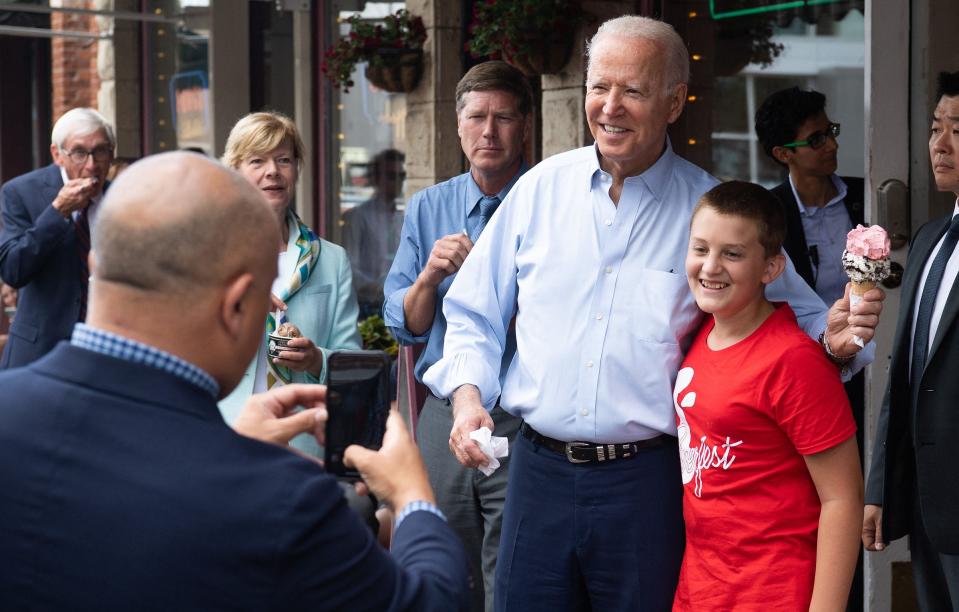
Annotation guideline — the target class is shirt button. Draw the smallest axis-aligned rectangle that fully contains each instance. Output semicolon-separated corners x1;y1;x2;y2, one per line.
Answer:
580;409;589;416
595;313;603;320
586;360;593;368
604;219;612;226
605;266;613;274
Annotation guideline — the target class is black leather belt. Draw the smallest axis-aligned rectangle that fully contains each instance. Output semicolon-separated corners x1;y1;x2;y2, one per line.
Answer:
520;422;671;464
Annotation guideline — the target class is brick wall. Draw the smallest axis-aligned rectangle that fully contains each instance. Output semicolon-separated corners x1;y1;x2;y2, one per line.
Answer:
51;1;100;123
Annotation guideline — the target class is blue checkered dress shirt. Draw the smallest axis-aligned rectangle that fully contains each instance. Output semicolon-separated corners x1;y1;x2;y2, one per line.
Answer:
71;323;219;398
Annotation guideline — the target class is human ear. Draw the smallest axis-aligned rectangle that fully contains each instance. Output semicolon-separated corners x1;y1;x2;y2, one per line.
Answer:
666;83;688;124
763;253;787;285
772;146;791;166
220;273;256;340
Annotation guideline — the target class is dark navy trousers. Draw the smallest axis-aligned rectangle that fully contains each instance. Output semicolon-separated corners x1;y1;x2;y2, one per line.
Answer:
494;431;684;612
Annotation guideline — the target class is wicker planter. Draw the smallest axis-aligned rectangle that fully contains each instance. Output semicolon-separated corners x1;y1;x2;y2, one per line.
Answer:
504;37;573;76
365;48;424;93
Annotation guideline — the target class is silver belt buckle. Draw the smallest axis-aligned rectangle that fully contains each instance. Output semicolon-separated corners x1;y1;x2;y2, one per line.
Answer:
565;441;591;463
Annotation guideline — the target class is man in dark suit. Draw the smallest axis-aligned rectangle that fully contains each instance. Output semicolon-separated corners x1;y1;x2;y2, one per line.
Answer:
862;71;959;610
0;107;115;369
0;152;469;611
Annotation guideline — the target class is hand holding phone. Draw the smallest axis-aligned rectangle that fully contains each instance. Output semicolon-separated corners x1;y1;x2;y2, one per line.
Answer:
344;409;435;512
324;350;391;478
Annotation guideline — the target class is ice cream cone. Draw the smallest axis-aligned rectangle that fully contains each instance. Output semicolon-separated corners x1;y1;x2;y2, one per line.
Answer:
851;280;877;296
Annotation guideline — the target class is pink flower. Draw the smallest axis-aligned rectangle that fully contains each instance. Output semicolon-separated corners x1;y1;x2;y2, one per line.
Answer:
845;224;891;259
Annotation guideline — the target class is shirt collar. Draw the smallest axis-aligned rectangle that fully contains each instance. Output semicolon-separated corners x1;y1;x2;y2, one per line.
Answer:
466;160;530;212
71;323;220;398
588;137;677;202
789;173;848;215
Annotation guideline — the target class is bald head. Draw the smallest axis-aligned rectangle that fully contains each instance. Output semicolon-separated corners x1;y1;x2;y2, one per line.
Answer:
92;152;278;297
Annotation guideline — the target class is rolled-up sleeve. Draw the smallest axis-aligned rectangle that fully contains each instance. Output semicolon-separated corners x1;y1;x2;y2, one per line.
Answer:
422;192;521;410
384;193;431;345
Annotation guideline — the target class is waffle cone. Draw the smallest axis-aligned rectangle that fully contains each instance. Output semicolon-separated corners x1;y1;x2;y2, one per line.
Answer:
851;280;877;296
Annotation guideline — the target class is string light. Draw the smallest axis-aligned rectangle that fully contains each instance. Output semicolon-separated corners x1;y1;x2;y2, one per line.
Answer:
688;138;697;145
691;54;702;61
687;95;697;102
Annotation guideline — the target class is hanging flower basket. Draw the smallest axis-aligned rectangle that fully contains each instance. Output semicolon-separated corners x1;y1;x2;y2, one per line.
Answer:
466;0;586;76
503;37;573;77
365;47;424;93
321;9;427;94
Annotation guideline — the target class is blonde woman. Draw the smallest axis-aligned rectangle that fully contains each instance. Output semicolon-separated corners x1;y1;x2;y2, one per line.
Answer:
218;111;361;457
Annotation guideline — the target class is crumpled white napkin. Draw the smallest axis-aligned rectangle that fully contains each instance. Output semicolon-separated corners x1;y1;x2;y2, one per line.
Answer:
469;426;509;476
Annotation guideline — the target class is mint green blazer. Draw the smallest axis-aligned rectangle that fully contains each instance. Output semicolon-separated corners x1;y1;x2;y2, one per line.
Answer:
218;238;362;457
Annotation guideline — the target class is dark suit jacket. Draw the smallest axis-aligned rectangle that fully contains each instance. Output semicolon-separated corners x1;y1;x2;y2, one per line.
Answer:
770;176;866;287
0;164;91;368
865;214;959;553
0;342;469;610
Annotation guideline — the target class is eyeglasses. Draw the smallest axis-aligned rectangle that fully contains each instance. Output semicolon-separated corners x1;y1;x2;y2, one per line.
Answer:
62;146;113;164
384;171;407;180
781;123;840;150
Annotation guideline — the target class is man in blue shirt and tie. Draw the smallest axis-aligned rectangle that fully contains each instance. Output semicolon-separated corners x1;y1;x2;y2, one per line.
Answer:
384;60;532;612
425;16;886;611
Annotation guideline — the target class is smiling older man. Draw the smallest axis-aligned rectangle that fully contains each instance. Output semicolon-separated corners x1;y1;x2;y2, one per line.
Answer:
0;107;114;368
424;16;885;611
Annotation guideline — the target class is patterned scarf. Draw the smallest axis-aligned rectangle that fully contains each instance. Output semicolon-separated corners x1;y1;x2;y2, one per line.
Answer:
266;210;322;386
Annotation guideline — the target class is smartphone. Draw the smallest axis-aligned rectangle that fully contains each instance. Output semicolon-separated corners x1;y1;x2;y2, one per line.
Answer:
324;350;391;478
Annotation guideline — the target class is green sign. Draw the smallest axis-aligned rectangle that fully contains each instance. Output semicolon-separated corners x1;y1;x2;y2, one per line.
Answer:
709;0;850;20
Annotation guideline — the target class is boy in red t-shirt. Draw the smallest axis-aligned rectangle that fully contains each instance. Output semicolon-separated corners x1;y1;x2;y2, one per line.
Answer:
672;180;862;611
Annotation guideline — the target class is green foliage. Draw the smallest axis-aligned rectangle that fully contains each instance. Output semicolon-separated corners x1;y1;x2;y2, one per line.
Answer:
321;9;427;93
466;0;584;63
358;315;398;357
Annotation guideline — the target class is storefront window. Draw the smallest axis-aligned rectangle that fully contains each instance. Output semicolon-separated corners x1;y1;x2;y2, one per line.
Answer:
709;7;865;184
333;1;408;319
139;0;211;155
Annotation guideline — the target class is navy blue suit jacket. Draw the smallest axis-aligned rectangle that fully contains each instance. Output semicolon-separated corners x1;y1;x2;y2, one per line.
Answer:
0;164;91;368
866;214;959;553
0;343;470;610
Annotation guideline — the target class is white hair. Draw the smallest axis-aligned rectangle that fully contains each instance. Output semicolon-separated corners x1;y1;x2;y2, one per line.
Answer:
586;16;690;93
51;107;116;150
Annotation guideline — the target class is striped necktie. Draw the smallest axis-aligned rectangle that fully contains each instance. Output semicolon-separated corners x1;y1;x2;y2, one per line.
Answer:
75;204;92;321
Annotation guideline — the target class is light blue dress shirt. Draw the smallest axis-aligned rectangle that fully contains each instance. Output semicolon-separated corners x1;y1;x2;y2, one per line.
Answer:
383;164;528;383
790;174;854;305
423;142;873;444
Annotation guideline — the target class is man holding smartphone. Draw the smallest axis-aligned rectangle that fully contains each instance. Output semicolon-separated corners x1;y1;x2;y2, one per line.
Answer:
0;152;469;611
384;61;532;612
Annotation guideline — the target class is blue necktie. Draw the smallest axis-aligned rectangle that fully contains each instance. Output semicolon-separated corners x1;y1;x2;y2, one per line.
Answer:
479;195;501;227
911;215;959;380
473;195;501;240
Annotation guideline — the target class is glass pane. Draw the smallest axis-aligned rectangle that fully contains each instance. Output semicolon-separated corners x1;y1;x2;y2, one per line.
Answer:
702;6;865;186
334;2;409;320
141;1;212;155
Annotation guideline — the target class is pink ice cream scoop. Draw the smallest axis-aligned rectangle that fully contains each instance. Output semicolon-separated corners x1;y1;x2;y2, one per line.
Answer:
845;224;891;260
842;225;892;285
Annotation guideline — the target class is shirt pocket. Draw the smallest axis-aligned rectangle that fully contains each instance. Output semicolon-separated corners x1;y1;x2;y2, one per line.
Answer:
628;269;697;345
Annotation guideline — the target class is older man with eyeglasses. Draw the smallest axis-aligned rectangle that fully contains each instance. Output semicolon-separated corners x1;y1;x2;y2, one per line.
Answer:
0;107;115;368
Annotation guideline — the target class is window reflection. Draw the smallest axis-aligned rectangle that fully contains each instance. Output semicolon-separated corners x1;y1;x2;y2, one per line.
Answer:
709;9;864;185
334;2;408;320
